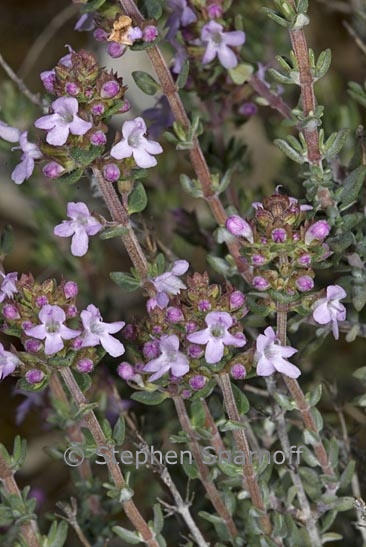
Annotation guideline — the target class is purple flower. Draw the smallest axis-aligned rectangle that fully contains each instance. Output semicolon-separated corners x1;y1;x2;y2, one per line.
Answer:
0;272;18;302
0;343;19;380
0;124;42;184
271;228;287;243
25;369;45;384
103;163;120;182
189;375;206;390
225;215;253;242
312;285;346;339
80;304;125;357
230;363;246;380
143;334;189;382
42;161;64;179
200;21;245;69
143;25;158;42
64;281;78;298
34;97;92;146
255;327;300;378
296;275;314;292
252;276;270;291
24;305;81;355
110;117;163;168
75;13;95;32
149;260;189;309
187;311;246;364
54;202;103;257
305;220;331;245
166;0;197;40
76;358;94;373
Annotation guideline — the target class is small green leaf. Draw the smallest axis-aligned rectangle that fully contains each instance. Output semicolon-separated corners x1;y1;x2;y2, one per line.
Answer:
112;526;142;544
339;460;356;489
190;400;206;428
128;182;148;214
46;520;69;547
315;48;331;80
113;416;125;445
228;63;254;85
323;129;349;159
274;138;305;163
353;366;366;381
100;226;129;239
110;272;141;291
132;71;160;95
58;168;84;184
81;0;106;12
339;166;366;209
231;384;250;414
176;59;190;89
0;225;14;256
131;391;168;405
70;145;105;167
153;503;164;534
139;0;163;19
268;68;296;85
321;532;343;544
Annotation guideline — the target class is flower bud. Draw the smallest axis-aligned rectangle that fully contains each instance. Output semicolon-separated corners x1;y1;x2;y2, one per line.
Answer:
252;254;266;266
187;344;203;359
91;103;105;116
239;102;258;116
142;25;158;42
189;375;206;391
305;220;330;245
64;281;78;298
65;82;80;96
90;131;107;146
225;215;254;242
143;340;160;359
2;304;20;320
230;363;246;380
107;42;126;58
117;361;135;380
103;163;120;182
35;296;48;307
76;358;94;373
198;299;211;312
230;291;245;309
42;161;64;179
40;70;56;93
252;276;270;290
66;305;78;318
207;3;223;17
123;324;137;341
25;369;45;384
297;253;312;267
93;28;108;41
166;307;184;323
25;339;42;353
185;321;197;334
271;228;287;243
101;80;120;99
296;275;314;292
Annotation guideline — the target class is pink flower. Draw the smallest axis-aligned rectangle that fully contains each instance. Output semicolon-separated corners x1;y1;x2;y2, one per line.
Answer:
54;202;103;257
80;304;125;357
0;272;18;302
0;343;19;380
143;334;189;381
305;220;331;245
148;260;189;310
187;311;246;364
255;327;300;378
110;117;163;168
200;21;245;69
24;305;81;355
35;97;92;146
225;215;254;242
312;285;346;339
0;123;42;184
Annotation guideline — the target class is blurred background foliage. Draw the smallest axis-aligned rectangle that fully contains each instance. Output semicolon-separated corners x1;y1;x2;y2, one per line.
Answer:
0;0;366;545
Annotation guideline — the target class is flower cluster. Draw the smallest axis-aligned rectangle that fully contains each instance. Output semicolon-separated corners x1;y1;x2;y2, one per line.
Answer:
119;266;250;395
226;191;347;338
0;274;126;387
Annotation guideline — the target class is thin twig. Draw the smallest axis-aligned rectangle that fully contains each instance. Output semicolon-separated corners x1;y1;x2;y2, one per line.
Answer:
125;414;210;547
173;395;239;538
58;367;160;547
249;74;292;119
18;4;79;79
0;53;42;107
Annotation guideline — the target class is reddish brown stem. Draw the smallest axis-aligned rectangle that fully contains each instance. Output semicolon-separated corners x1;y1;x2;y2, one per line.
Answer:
287;1;321;165
249;74;292;119
119;0;252;283
59;367;159;547
0;453;40;547
276;305;335;478
218;373;275;539
93;168;149;281
173;396;239;538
